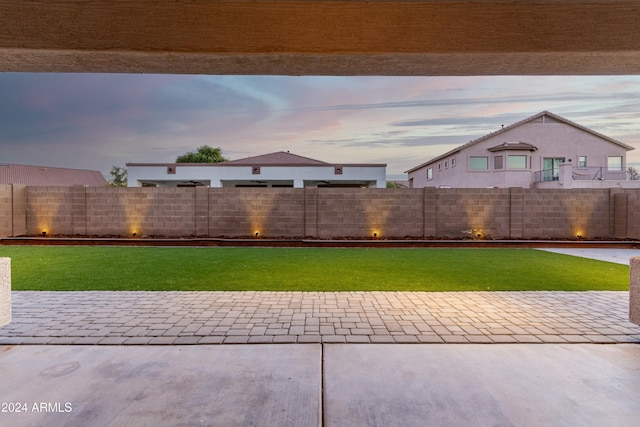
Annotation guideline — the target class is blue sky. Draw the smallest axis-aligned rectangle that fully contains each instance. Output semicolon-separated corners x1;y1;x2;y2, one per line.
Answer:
1;73;639;179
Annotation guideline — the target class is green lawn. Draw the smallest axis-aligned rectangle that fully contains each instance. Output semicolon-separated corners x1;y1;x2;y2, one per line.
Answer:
0;246;629;292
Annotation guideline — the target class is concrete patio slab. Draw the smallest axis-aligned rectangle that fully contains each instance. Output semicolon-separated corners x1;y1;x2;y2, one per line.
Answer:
537;248;640;265
2;343;639;427
0;344;320;427
324;344;640;427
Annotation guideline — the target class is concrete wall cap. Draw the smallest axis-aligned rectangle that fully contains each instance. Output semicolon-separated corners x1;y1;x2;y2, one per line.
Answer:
0;258;11;327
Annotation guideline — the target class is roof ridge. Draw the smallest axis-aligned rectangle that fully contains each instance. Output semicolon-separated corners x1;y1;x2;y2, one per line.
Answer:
3;163;105;173
0;163;107;186
224;151;331;165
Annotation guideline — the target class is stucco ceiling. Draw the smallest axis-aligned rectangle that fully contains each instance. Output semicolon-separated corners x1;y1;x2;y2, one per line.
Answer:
1;1;639;76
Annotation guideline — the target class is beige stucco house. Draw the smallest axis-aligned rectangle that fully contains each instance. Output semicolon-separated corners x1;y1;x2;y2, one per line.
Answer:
406;111;638;189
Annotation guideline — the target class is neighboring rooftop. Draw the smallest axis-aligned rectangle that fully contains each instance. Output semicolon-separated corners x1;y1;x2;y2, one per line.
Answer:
0;163;108;186
223;151;331;166
127;151;386;168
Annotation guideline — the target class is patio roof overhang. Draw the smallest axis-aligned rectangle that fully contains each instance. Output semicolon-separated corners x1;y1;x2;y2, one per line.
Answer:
1;1;639;76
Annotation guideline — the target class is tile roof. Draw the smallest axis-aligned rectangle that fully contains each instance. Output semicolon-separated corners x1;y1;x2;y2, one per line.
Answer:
222;151;331;166
0;163;108;186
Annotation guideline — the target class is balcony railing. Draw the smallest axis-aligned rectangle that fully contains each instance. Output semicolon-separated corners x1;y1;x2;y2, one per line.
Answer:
571;167;626;181
534;167;627;183
533;169;559;183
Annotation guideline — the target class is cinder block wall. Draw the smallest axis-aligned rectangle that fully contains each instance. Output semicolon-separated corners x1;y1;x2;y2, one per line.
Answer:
1;185;638;239
209;188;305;238
0;185;12;237
626;192;640;240
436;188;511;239
613;192;629;239
316;188;424;238
521;189;611;239
85;187;197;237
26;187;74;236
11;185;27;236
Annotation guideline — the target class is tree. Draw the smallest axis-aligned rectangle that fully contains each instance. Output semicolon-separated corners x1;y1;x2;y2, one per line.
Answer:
176;145;228;163
627;166;639;181
386;181;407;188
109;165;128;187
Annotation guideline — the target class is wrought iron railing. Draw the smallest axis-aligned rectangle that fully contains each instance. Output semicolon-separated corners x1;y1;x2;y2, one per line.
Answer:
571;167;626;181
533;169;558;183
534;167;627;183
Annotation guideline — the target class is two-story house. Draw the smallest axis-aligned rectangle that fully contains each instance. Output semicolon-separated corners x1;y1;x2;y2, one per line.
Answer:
406;111;637;189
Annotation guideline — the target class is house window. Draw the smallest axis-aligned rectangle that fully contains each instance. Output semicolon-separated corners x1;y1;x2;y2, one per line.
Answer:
334;166;343;175
252;166;261;174
438;163;442;171
469;156;489;171
607;156;622;171
494;156;503;170
426;167;433;180
167;166;176;174
444;160;448;168
578;156;587;167
507;155;528;169
451;158;456;167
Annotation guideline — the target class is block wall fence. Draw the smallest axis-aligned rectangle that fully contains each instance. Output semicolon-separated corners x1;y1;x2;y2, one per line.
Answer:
1;185;639;240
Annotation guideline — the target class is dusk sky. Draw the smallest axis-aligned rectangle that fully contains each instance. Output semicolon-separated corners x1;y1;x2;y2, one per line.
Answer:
1;73;639;180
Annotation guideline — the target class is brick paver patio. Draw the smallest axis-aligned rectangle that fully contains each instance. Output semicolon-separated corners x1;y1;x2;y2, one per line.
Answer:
1;291;639;345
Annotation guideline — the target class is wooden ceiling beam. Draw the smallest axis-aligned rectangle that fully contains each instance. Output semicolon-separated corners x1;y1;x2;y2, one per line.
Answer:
1;1;639;75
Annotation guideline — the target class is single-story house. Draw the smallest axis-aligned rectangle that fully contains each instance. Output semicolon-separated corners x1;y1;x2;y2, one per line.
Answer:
127;151;387;188
0;163;108;186
406;111;638;189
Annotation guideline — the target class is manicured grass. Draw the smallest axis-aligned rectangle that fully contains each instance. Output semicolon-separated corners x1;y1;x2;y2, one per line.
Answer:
0;246;629;292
